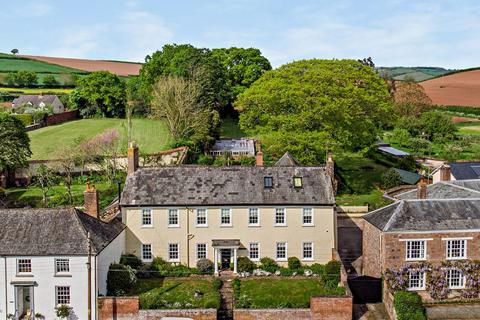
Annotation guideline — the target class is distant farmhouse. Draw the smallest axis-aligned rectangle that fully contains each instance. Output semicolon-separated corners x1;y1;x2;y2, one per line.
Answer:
12;94;65;114
209;139;256;158
432;162;480;183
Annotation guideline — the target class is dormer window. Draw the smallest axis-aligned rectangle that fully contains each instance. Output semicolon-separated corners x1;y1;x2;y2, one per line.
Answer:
264;177;273;188
294;177;303;188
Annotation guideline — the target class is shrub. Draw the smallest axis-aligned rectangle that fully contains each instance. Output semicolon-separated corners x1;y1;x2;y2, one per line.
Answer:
310;263;326;276
120;254;143;270
151;257;171;273
237;256;256;273
197;154;214;165
106;263;137;296
381;168;403;189
136;264;159;279
239;156;256;166
236;294;252;308
55;305;71;319
150;257;197;277
324;260;341;286
196;258;214;274
393;291;426;320
288;257;302;270
279;267;294;276
12;113;33;126
212;278;223;290
260;257;279;273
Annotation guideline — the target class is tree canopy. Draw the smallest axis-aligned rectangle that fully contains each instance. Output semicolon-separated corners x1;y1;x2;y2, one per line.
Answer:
70;71;126;118
235;59;393;164
0;113;32;171
392;81;432;117
212;47;272;101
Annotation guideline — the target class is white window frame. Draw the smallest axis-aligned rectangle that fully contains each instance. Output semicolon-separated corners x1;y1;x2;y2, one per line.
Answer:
16;258;32;275
408;271;426;291
55;286;71;306
167;208;180;228
293;176;303;188
54;258;70;275
196;243;207;260
248;208;260;227
141;243;153;262
447;268;466;289
302;242;314;261
220;208;232;227
275;242;288;261
402;239;430;261
196;208;208;227
443;237;471;260
249;242;260;261
302;208;314;226
168;243;180;262
274;208;287;226
141;208;153;227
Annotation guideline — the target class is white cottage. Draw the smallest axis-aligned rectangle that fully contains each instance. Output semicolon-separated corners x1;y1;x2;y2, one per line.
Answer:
0;207;125;320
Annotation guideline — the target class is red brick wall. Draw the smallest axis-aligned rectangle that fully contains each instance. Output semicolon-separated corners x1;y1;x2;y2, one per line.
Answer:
234;309;311;320
98;296;139;320
362;222;384;278
310;296;353;320
46;109;78;125
139;309;217;320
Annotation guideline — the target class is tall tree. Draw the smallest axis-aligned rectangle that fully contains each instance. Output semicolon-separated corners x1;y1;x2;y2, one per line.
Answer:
0;113;32;172
212;47;272;101
235;59;393;164
392;81;433;117
10;48;19;55
70;71;126;118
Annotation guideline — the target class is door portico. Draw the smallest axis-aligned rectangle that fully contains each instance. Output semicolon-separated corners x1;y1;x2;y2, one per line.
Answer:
212;239;240;275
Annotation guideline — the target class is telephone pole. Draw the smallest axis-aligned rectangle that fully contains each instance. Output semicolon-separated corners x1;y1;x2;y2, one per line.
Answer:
87;232;92;320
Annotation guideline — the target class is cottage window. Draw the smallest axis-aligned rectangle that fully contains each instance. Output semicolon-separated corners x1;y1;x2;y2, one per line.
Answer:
264;177;273;188
446;239;467;259
56;286;71;305
406;240;426;261
168;243;179;261
302;208;314;226
302;242;313;260
141;244;153;262
141;209;152;227
196;209;208;227
248;208;259;226
220;208;232;226
447;268;465;289
408;271;425;290
168;209;179;227
196;243;207;260
249;243;260;261
17;259;32;274
55;259;70;274
275;208;286;226
294;177;303;188
276;242;287;260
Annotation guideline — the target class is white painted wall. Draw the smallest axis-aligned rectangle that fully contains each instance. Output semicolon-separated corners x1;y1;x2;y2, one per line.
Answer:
97;229;126;296
432;171;456;183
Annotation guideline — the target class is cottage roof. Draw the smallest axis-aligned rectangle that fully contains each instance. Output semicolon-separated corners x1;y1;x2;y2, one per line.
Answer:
0;208;125;256
395;180;480;200
120;165;335;206
275;152;300;167
12;94;60;107
449;162;480;180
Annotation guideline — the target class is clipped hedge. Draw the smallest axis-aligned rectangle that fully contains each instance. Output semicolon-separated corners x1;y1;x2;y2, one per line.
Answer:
12;113;33;126
394;291;427;320
106;263;137;296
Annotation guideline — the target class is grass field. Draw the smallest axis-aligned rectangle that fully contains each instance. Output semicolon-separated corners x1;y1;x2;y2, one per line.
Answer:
220;116;246;138
0;57;84;74
28;118;171;160
0;87;73;94
457;122;480;136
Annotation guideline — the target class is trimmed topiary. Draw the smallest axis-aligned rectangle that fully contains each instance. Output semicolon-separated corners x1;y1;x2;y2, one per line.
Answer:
288;257;302;270
260;257;279;273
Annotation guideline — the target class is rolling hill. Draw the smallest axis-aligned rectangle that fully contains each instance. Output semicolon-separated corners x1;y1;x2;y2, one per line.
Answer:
377;66;453;82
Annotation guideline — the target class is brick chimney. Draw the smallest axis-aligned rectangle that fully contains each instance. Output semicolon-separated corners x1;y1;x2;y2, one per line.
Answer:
255;151;264;166
417;181;427;199
84;182;99;218
326;153;334;179
128;141;139;175
439;165;451;181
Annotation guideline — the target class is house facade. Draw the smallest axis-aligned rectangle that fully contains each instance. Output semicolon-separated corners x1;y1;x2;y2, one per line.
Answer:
0;205;125;320
120;145;337;274
12;95;65;114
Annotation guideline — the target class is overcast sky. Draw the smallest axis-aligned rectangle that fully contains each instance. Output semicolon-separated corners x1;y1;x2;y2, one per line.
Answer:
1;0;479;68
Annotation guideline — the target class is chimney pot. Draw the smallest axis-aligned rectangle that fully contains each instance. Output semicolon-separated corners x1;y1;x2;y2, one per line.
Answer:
256;151;264;166
417;182;427;199
439;165;451;182
128;141;139;175
84;184;99;218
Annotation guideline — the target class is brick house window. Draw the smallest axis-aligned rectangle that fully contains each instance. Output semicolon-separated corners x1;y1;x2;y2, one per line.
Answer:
408;271;425;290
141;244;153;262
168;243;179;261
248;208;259;226
406;240;426;261
196;243;207;260
196;209;208;227
17;259;32;274
302;208;313;226
220;208;232;226
302;242;313;260
249;243;259;261
276;242;287;261
447;268;465;289
275;208;286;226
55;286;71;305
168;209;179;227
141;209;152;227
446;239;467;259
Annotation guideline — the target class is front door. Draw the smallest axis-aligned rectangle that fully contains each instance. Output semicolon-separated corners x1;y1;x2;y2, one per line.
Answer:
15;286;33;319
221;249;231;269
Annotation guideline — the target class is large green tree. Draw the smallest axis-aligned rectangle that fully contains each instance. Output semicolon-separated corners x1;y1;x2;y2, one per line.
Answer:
212;47;271;101
70;71;126;118
0;113;32;171
235;59;393;164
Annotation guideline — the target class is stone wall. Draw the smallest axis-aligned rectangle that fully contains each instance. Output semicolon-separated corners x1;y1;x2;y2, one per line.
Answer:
138;309;217;320
234;309;311;320
362;221;383;278
425;303;480;319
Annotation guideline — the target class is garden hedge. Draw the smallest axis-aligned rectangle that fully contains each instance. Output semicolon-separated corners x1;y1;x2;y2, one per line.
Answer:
393;291;427;320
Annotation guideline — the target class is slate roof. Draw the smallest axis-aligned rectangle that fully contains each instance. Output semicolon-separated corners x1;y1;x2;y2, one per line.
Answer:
395;180;480;200
120;165;335;206
378;146;409;157
0;208;125;256
363;199;480;232
449;162;480;180
393;168;422;185
210;139;255;154
12;95;60;107
275;152;300;167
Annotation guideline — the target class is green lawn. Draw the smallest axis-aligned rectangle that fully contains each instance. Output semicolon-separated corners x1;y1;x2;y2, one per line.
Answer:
0;57;84;74
134;279;221;309
457;122;480;136
236;279;345;308
28;118;171;160
219;116;246;138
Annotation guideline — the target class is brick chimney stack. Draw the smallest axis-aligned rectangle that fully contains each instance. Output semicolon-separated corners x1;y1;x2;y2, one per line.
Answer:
128;141;139;175
439;165;451;182
84;182;99;218
255;151;264;166
326;153;334;179
417;181;427;199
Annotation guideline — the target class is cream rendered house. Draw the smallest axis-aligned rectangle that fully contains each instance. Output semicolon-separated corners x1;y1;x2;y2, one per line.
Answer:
120;146;337;274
